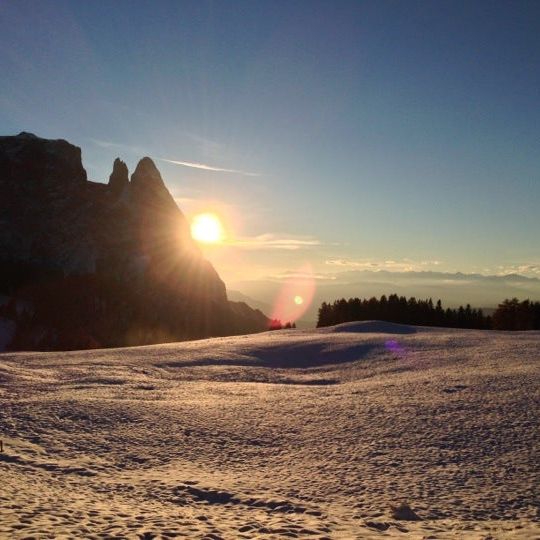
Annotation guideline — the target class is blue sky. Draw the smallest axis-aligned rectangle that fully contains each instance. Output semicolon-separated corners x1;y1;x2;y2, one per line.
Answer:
1;0;539;292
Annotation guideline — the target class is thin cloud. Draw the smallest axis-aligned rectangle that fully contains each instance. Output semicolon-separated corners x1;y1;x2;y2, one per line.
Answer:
269;271;336;281
89;139;260;177
230;234;320;251
162;158;260;177
495;263;540;278
182;131;223;153
89;138;122;149
326;258;442;272
88;138;147;155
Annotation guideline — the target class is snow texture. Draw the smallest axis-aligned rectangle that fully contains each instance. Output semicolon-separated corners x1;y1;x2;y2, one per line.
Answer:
0;321;538;538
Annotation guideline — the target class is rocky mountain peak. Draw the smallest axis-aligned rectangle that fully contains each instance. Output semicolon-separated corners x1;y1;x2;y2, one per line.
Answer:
17;131;38;139
108;157;129;197
131;157;165;190
129;156;180;217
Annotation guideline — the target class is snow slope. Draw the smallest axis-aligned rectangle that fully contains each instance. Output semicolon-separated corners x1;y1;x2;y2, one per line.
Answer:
0;322;538;539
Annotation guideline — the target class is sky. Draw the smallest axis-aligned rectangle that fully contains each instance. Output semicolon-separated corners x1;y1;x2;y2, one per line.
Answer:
1;0;539;312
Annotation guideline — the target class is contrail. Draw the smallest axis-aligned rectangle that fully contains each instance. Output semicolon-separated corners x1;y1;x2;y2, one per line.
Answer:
161;158;260;177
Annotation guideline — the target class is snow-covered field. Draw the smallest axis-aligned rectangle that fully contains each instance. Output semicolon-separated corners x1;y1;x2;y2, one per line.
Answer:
0;322;538;539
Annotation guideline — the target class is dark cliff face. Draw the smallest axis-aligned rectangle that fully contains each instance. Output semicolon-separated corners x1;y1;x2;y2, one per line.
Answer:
0;132;87;188
108;157;129;197
0;133;93;274
0;132;267;350
128;156;195;263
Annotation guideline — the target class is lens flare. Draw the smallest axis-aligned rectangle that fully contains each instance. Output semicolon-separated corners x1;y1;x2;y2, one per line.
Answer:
271;264;316;326
385;339;407;358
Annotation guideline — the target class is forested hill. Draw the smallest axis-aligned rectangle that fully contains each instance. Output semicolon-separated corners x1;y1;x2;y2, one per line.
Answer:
317;295;540;331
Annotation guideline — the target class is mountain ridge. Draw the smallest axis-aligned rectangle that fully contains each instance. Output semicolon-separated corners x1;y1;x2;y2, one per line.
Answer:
0;132;268;350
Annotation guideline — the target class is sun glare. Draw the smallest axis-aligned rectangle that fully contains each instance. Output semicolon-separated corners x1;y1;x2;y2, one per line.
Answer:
294;295;304;305
191;213;224;244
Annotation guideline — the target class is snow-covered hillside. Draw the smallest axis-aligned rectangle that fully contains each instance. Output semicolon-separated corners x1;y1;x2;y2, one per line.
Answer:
0;322;538;538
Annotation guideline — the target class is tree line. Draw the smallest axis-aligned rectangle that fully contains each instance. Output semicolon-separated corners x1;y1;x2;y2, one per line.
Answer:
316;294;540;331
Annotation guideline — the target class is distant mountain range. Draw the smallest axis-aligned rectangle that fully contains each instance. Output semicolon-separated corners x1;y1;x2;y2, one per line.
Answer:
226;290;272;315
229;269;540;325
0;132;268;350
336;269;540;284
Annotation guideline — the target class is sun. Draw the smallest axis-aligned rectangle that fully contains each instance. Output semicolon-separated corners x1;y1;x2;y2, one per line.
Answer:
191;213;225;244
294;295;304;305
